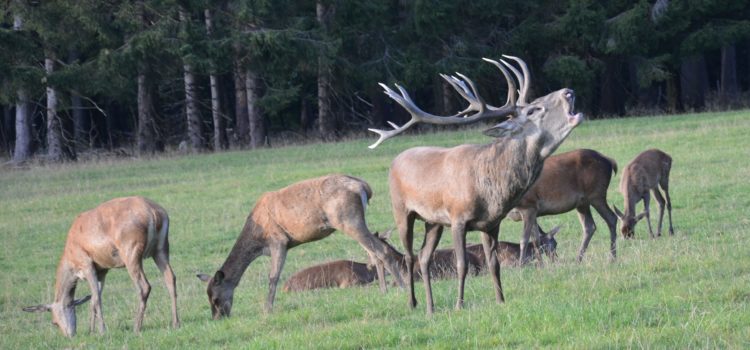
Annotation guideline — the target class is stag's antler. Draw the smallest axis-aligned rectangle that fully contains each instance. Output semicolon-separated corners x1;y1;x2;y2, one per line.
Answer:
368;55;531;148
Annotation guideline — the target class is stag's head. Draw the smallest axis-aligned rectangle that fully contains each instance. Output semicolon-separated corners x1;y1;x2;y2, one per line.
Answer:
197;271;235;319
368;55;582;151
613;205;646;239
22;295;91;337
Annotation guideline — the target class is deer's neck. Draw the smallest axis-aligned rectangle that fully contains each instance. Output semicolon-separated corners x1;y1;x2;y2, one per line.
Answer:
53;260;79;307
219;216;266;286
477;134;545;217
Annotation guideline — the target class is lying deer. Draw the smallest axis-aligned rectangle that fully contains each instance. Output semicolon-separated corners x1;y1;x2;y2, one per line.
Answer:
282;260;378;292
197;174;404;319
467;225;560;268
614;149;674;238
23;196;179;337
373;55;583;314
507;149;619;262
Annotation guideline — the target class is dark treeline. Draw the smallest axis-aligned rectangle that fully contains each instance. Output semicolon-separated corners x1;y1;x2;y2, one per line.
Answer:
1;0;749;163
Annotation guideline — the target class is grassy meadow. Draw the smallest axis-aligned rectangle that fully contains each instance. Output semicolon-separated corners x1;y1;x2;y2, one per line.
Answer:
1;110;749;348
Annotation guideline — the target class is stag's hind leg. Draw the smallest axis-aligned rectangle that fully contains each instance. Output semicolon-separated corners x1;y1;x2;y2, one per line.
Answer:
592;200;618;261
660;174;674;236
418;223;443;315
576;206;597;262
124;253;151;333
153;243;180;328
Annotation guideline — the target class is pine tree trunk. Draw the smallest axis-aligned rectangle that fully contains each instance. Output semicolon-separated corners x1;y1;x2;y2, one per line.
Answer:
720;44;739;104
180;9;203;152
45;58;64;162
245;70;265;149
69;50;89;151
679;54;708;110
233;60;249;147
12;14;31;164
1;106;11;153
665;73;682;113
598;57;626;117
137;70;156;155
205;9;226;151
316;1;334;140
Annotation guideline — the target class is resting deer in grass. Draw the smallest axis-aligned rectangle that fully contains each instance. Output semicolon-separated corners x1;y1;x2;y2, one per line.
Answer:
282;260;379;292
22;197;179;337
196;174;404;319
371;55;583;314
467;225;560;268
507;149;619;262
614;149;674;238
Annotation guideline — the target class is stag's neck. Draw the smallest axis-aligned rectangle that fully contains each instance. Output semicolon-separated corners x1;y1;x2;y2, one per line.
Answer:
53;259;79;307
219;217;266;286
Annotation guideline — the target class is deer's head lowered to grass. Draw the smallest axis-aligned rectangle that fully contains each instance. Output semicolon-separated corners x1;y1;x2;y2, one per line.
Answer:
374;55;583;314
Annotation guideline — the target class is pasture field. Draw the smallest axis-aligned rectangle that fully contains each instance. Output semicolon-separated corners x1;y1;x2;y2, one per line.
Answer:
1;110;749;349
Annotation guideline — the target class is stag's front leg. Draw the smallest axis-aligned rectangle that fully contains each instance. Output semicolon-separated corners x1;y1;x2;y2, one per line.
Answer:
642;193;654;238
481;226;504;303
265;243;288;314
419;223;443;315
652;189;666;237
84;266;106;334
519;211;537;264
451;222;468;310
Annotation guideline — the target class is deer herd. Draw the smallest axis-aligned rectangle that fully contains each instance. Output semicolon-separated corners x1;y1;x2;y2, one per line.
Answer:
22;56;676;337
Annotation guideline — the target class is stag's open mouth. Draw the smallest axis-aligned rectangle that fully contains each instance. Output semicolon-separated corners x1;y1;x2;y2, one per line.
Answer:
564;90;583;126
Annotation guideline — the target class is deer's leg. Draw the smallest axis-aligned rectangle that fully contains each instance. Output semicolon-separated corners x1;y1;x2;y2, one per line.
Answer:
481;225;504;303
265;243;288;314
418;223;443;315
592;200;618;261
83;266;105;334
518;210;537;264
124;254;150;333
153;241;180;328
450;222;468;310
652;188;666;237
576;206;597;263
660;178;675;235
642;193;654;238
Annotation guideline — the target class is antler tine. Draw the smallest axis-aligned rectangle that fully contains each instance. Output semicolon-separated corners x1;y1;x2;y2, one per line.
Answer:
502;55;530;105
440;74;477;108
455;72;486;111
482;58;517;107
499;59;525;105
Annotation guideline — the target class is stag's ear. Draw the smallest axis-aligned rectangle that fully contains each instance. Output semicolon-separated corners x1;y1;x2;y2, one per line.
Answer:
71;295;91;307
22;304;52;313
612;205;624;219
635;212;648;222
548;225;561;238
196;273;212;283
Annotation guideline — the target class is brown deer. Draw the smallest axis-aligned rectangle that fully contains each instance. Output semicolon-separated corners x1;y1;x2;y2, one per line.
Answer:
22;196;179;337
467;225;560;268
374;55;583;314
614;149;674;238
506;149;619;262
196;174;404;319
282;260;378;292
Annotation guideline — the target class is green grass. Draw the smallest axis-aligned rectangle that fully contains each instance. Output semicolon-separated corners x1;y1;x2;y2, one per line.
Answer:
2;110;750;348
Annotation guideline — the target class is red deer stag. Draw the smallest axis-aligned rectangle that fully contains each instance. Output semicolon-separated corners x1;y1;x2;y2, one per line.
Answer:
373;55;583;314
467;225;560;268
614;149;674;238
22;196;179;337
196;174;404;319
282;260;378;292
507;149;619;262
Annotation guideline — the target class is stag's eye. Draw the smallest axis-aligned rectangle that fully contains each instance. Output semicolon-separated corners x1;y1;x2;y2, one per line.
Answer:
565;91;573;99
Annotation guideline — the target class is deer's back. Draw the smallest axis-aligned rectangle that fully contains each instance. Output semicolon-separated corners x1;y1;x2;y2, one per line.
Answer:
282;260;376;292
515;149;617;214
620;149;672;194
467;242;527;268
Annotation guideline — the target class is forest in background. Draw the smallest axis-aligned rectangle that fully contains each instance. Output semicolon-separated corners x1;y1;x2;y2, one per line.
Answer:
1;0;749;163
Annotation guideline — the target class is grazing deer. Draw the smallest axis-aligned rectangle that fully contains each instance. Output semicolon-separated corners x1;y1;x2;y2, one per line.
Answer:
373;55;583;314
22;196;179;337
467;225;560;268
614;149;674;238
507;149;619;262
196;174;404;319
282;260;378;292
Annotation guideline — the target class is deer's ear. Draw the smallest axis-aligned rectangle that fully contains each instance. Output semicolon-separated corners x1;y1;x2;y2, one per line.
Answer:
612;205;624;219
635;212;648;222
548;225;561;237
381;228;394;240
196;273;212;283
483;117;526;138
71;295;91;307
23;304;52;313
213;270;225;285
